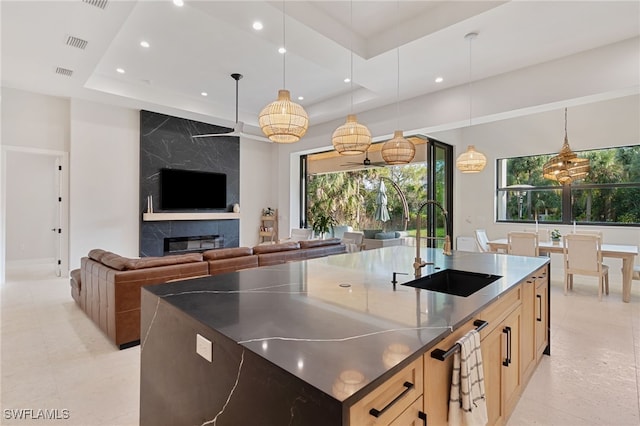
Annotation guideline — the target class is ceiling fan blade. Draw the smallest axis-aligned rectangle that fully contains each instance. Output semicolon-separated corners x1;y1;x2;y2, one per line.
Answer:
191;132;231;138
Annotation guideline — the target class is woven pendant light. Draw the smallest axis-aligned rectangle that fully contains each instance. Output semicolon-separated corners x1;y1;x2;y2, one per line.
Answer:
381;131;416;165
456;145;487;173
381;2;414;165
456;32;487;173
332;1;371;155
259;90;308;143
258;2;308;143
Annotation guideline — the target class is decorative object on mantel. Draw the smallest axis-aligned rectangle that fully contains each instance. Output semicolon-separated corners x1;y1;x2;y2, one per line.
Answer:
380;2;415;165
456;32;487;173
258;1;308;143
233;203;240;213
542;108;590;185
331;1;371;156
146;195;153;213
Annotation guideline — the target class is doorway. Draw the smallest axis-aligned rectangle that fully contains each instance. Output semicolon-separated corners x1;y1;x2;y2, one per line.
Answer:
2;148;68;281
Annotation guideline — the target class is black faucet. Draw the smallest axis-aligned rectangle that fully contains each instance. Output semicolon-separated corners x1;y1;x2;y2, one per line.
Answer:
391;272;409;291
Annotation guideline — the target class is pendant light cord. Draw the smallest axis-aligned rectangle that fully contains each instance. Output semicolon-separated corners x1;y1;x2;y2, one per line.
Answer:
396;1;400;130
468;34;473;128
282;0;286;89
349;0;353;114
564;108;568;141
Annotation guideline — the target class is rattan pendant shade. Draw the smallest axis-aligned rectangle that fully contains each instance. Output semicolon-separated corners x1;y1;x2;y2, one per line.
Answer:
381;130;415;165
332;114;371;155
456;145;487;173
542;108;589;185
258;89;309;143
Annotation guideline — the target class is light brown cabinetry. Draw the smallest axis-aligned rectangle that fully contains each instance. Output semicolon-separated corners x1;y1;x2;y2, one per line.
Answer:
349;265;550;426
535;275;549;360
349;357;424;425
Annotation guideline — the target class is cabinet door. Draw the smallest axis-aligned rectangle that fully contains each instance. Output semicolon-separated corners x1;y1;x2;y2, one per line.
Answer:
423;318;477;426
482;324;505;426
535;279;549;360
482;306;522;426
520;274;536;382
502;307;522;417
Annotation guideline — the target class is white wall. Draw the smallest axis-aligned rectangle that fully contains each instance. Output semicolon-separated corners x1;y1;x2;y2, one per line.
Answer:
69;99;140;266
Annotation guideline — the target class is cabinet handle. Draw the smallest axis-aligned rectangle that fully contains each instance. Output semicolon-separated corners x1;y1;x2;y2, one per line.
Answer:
368;381;414;418
502;326;512;367
418;410;427;425
430;319;488;361
536;294;542;322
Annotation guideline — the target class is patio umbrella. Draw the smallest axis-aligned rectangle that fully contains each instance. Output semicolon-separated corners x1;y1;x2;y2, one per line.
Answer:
374;180;391;222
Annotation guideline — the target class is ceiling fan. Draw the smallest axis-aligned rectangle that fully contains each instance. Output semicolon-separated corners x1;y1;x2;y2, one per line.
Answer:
191;73;272;143
341;149;386;168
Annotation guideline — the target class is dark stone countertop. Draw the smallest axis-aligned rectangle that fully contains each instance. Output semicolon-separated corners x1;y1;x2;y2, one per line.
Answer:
142;246;549;403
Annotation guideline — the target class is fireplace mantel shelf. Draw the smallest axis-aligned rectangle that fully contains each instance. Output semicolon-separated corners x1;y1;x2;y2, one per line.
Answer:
143;212;240;221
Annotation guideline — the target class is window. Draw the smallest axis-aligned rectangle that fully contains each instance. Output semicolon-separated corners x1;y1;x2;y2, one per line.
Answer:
301;137;454;247
497;145;640;225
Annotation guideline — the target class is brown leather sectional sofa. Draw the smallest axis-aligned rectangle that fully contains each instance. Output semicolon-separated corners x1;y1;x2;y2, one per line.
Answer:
70;238;346;349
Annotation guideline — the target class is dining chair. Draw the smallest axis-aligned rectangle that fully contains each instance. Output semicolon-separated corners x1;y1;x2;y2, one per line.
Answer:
524;228;550;242
563;233;609;300
474;229;491;252
289;228;313;241
342;231;365;252
570;230;604;243
633;265;640;280
508;232;539;257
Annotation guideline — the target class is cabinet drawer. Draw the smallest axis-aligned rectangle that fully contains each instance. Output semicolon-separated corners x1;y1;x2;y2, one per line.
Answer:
479;285;521;338
389;396;425;426
350;357;424;425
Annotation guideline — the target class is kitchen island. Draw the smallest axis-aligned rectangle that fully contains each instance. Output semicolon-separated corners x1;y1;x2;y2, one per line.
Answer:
140;246;550;425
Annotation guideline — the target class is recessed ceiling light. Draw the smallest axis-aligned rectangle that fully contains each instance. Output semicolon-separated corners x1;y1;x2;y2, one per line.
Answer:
173;0;184;6
253;21;263;30
298;96;304;101
201;92;208;97
116;68;125;74
278;47;286;54
344;78;351;83
140;40;150;48
435;76;444;83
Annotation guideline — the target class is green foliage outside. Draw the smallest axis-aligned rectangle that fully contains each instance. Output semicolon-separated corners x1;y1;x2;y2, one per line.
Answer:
500;145;640;224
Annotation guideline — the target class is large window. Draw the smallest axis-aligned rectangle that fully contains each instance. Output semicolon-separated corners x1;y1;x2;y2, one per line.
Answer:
497;145;640;225
302;137;453;247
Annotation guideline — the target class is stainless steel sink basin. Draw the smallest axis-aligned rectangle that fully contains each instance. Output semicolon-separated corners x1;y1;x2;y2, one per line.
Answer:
403;269;502;297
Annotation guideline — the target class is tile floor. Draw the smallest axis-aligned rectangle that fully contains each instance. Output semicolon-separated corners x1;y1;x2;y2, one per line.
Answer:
1;265;639;425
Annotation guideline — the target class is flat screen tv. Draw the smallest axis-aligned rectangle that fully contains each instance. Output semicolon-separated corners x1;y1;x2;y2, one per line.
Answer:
160;168;227;210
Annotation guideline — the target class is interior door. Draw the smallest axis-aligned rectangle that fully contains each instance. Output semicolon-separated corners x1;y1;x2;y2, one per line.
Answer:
4;150;62;278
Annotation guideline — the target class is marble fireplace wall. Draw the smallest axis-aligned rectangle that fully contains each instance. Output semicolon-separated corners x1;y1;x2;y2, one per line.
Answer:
139;110;240;257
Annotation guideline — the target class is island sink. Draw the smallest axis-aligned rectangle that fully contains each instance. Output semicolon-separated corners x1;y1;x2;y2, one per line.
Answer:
403;269;502;297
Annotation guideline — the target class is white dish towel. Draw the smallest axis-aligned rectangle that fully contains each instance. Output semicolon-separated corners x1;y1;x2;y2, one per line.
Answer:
448;329;488;426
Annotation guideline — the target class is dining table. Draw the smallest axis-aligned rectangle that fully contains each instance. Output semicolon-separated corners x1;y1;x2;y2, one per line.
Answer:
487;238;639;302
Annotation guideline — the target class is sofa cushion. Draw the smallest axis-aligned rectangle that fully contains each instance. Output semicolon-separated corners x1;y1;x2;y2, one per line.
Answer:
363;229;383;239
88;248;109;262
125;253;203;270
375;231;397;240
253;241;300;254
203;247;253;260
299;238;341;249
100;252;129;271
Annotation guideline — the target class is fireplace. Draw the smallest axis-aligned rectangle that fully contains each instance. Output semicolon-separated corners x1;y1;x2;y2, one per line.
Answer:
164;235;224;255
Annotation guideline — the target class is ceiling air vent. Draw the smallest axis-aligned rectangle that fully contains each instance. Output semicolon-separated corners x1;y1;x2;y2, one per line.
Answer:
66;35;88;50
82;0;108;10
55;67;74;77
